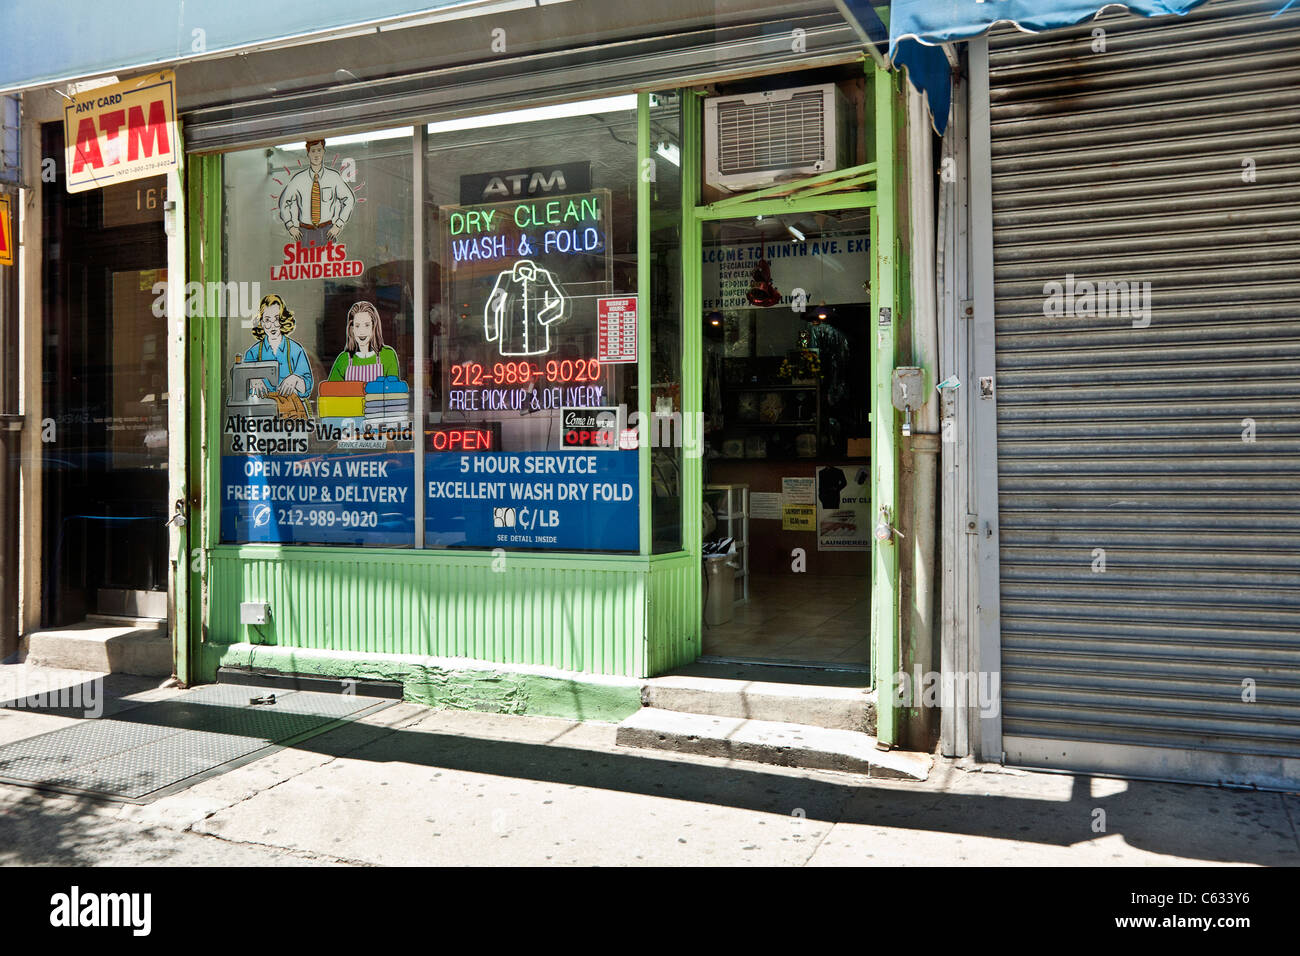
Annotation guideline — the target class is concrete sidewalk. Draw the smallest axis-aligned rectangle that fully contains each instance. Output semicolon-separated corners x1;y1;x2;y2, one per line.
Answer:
0;663;1297;866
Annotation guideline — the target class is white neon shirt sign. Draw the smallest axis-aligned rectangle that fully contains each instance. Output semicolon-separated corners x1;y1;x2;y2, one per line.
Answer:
483;259;567;357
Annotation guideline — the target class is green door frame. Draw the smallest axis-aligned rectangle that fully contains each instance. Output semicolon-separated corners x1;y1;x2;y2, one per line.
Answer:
677;62;901;744
178;153;222;685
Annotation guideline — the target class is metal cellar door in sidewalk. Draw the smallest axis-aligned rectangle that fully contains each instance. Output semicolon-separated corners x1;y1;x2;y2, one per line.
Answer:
982;0;1300;787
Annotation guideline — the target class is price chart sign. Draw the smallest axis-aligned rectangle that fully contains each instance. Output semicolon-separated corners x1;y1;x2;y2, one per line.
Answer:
597;296;637;363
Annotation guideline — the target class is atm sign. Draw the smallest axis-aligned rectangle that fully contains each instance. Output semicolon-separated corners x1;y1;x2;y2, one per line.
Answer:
63;71;179;193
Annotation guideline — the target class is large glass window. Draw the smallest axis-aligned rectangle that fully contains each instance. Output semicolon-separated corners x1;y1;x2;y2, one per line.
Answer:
215;100;660;554
219;129;415;546
422;99;641;552
648;93;684;553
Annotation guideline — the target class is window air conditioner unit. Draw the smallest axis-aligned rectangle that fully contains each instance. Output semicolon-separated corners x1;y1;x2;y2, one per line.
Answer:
704;83;851;193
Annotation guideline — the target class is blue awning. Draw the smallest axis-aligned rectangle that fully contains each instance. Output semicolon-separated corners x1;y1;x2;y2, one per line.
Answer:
0;0;520;94
882;0;1251;134
888;0;1214;50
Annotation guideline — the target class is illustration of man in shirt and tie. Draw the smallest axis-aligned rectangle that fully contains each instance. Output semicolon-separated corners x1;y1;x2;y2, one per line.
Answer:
484;260;567;356
278;139;355;246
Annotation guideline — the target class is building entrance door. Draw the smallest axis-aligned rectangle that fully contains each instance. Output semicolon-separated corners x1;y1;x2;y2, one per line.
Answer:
698;209;873;667
40;124;169;627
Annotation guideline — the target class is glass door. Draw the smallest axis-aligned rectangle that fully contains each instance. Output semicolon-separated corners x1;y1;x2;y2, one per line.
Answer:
41;122;169;626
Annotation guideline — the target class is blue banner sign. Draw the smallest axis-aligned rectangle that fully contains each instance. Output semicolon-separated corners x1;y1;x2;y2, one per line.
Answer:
425;450;638;551
222;451;414;546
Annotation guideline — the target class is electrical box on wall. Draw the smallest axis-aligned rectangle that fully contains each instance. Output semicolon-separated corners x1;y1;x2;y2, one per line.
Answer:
892;367;925;412
240;602;269;626
703;83;851;192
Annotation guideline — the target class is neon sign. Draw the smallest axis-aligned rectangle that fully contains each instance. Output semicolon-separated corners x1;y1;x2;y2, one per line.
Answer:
446;193;607;266
484;260;567;357
450;358;603;386
429;425;499;452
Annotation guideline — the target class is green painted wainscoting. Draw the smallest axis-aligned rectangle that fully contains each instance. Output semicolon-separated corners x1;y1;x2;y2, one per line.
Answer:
647;552;700;675
202;547;699;690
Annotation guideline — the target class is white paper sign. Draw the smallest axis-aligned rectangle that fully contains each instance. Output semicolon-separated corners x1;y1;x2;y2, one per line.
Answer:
782;477;814;505
816;464;870;551
750;492;783;520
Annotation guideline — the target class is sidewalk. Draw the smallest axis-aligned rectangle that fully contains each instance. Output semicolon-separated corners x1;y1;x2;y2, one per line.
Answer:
1;663;1297;866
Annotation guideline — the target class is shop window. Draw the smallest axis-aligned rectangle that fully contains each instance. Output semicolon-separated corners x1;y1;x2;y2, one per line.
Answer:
649;94;684;554
423;99;641;552
218;129;415;547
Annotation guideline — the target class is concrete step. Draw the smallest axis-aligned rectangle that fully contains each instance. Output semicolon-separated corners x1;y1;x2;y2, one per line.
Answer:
616;709;932;780
641;671;875;733
25;620;171;678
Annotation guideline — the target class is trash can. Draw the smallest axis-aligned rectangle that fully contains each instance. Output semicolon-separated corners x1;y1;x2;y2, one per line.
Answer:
703;554;736;626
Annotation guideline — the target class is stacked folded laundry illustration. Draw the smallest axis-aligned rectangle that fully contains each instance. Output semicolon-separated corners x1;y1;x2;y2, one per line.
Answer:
364;376;410;424
317;381;366;422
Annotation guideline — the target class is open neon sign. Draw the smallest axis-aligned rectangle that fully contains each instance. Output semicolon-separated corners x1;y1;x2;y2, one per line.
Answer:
429;425;499;451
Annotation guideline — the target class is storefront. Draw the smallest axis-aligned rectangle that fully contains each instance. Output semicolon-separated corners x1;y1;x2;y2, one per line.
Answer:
8;1;941;748
183;70;901;720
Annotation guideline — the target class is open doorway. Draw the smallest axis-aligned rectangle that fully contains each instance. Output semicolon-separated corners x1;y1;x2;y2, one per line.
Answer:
700;209;871;667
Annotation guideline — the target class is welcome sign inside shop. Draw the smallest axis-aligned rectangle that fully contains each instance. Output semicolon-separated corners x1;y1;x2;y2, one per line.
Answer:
702;234;869;311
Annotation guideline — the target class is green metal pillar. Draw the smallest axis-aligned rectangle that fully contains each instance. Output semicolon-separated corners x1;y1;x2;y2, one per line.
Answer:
637;93;652;558
183;153;222;683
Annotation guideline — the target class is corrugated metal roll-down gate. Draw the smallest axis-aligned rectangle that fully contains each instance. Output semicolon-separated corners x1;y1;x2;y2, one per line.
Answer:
987;0;1300;788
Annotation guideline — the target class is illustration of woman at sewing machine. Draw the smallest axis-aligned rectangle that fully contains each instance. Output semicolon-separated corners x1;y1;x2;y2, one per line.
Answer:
239;292;313;418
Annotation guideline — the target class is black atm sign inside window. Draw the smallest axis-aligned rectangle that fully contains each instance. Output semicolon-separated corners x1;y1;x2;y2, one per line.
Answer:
562;407;620;450
460;162;592;205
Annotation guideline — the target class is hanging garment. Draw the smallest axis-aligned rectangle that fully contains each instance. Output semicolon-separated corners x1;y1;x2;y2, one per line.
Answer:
704;351;724;432
484;260;567;356
807;321;851;407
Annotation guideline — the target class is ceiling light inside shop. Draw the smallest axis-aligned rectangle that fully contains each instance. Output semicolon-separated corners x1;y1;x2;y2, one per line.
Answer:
655;142;680;166
275;126;413;151
426;95;638;135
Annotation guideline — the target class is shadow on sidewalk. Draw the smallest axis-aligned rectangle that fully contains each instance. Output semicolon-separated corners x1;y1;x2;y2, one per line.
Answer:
1;673;1297;867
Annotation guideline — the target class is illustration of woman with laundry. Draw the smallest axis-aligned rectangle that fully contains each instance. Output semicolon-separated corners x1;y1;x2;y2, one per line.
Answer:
328;300;401;382
244;293;313;397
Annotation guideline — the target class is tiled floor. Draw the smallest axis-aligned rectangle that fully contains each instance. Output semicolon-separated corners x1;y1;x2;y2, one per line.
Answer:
702;573;869;666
